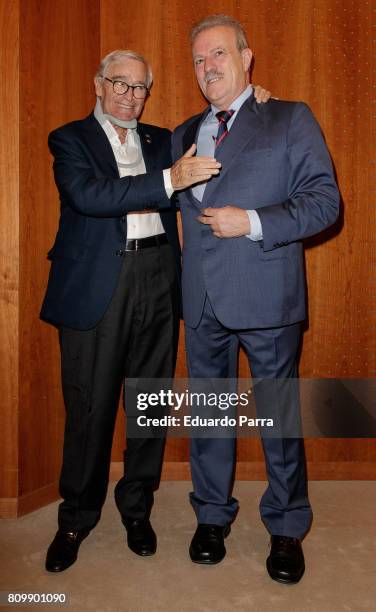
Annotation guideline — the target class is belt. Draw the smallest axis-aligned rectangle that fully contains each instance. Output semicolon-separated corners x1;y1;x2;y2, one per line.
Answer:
123;233;168;251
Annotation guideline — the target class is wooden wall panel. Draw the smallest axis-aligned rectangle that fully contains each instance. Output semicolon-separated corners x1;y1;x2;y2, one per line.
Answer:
18;0;100;500
101;0;375;469
1;1;374;519
0;0;19;509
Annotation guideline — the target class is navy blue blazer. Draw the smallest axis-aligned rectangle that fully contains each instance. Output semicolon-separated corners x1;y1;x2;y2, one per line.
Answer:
40;113;181;330
172;95;340;329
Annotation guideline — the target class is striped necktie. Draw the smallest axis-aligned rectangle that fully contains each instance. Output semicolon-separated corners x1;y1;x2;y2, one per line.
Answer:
214;110;235;149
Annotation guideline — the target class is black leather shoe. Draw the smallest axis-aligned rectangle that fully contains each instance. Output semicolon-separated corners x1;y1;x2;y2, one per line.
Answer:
45;529;90;572
123;519;157;556
189;524;231;564
266;535;305;584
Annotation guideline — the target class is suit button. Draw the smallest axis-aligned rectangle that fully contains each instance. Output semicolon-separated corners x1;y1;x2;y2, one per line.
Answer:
121;216;126;223
116;250;124;257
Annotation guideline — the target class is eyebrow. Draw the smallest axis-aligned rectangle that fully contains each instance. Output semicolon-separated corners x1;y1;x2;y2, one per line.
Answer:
108;74;146;85
193;46;227;59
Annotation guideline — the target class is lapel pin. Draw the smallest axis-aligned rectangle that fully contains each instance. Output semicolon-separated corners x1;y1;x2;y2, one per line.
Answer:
145;134;152;144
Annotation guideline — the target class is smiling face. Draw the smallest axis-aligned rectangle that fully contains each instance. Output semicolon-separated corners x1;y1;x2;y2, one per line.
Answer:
192;25;252;110
94;57;148;121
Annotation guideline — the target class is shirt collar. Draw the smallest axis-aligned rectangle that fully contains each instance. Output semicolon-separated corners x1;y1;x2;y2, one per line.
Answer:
100;119;123;147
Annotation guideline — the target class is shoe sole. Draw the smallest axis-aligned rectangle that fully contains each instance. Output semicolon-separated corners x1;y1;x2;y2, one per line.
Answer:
190;557;225;565
128;546;156;557
45;558;77;573
266;557;305;584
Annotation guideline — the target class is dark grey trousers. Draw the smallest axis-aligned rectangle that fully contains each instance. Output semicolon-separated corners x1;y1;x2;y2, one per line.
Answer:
58;243;179;531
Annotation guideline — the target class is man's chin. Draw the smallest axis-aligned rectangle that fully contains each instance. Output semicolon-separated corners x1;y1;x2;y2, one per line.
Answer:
113;112;139;122
203;83;225;104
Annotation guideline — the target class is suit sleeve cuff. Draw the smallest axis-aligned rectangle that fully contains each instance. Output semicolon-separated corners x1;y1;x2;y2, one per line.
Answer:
163;169;174;198
246;210;263;241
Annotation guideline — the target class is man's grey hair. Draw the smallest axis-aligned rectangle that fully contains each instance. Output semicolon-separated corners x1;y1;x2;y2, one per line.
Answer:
190;14;249;52
95;50;153;88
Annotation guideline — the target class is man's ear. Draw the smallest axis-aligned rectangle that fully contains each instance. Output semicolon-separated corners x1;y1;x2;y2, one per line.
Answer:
242;48;253;73
94;77;103;97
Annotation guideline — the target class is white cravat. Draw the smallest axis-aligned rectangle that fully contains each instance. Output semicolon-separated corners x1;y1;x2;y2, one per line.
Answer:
99;115;165;239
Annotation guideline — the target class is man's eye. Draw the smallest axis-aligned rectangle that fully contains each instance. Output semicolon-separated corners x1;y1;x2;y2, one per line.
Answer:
195;59;203;65
214;50;224;57
114;81;125;87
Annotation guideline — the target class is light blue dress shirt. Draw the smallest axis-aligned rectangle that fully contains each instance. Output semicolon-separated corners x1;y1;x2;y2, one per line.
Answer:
192;84;263;241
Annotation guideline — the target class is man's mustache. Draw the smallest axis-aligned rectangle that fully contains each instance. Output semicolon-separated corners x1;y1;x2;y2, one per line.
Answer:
204;71;224;83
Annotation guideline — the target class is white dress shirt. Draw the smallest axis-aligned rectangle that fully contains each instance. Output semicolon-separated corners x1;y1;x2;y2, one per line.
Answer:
100;119;167;239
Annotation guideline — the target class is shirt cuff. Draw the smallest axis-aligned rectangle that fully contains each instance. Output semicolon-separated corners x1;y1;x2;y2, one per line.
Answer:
246;210;263;241
163;169;174;198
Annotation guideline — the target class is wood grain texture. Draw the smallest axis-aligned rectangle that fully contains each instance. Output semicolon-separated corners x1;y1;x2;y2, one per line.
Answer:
2;1;373;519
0;499;18;519
0;0;19;501
17;481;59;517
18;0;100;498
101;0;375;469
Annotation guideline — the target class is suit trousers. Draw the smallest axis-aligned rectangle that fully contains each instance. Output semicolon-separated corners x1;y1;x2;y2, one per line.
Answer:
57;243;179;531
185;296;312;539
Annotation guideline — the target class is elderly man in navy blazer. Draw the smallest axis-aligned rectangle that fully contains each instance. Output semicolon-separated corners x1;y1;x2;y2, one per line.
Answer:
41;49;224;572
173;15;339;583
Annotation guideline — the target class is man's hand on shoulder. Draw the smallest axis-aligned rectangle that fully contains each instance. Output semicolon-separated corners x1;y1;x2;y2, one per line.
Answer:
170;144;221;190
253;84;272;103
197;206;251;238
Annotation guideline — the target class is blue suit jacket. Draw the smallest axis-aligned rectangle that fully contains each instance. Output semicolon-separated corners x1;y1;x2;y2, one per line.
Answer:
172;94;339;330
40;113;181;330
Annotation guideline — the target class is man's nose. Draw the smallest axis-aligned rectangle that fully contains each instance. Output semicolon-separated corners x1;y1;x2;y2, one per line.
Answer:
124;86;134;101
204;56;216;73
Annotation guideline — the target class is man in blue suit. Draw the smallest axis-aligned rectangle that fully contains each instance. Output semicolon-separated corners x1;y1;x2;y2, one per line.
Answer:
41;49;223;572
172;15;340;582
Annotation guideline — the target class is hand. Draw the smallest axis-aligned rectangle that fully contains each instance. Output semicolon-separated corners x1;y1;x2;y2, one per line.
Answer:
171;144;221;190
197;206;251;238
253;84;272;103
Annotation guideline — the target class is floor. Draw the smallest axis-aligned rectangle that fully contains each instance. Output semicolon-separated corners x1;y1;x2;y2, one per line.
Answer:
0;482;375;611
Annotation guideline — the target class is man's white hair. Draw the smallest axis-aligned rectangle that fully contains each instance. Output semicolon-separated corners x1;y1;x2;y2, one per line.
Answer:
95;50;153;88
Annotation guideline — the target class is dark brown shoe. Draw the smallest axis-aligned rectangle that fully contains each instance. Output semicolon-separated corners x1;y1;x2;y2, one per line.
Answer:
45;529;90;572
189;524;231;564
266;535;305;584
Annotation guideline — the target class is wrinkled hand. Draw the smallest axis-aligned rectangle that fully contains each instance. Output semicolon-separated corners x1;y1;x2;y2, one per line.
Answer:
197;206;250;238
171;144;221;190
253;84;272;103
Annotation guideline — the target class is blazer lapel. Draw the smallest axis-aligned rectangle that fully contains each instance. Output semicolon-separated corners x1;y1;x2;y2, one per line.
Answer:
182;109;210;152
202;95;264;206
137;124;157;171
81;113;120;177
